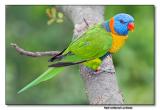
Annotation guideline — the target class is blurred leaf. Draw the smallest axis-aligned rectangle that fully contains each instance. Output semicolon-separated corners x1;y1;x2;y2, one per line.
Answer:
57;12;64;18
46;7;64;25
47;19;55;25
56;19;64;23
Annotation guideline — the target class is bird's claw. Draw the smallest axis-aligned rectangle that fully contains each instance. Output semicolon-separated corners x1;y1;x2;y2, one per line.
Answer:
90;67;104;75
91;70;104;75
89;67;115;75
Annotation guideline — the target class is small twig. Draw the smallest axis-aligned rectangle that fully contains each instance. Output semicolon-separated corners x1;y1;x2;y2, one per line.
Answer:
83;17;89;27
10;43;60;57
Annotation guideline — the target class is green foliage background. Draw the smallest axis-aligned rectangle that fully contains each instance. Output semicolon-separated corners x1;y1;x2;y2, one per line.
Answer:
6;5;154;104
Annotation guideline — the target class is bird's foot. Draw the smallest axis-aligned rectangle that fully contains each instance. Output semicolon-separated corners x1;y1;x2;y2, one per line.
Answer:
89;66;115;75
90;67;104;75
92;70;104;75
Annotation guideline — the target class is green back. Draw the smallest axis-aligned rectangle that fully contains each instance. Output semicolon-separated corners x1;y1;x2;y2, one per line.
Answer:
66;24;112;60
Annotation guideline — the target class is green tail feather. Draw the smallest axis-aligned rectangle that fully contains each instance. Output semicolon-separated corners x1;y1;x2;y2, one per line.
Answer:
18;67;64;94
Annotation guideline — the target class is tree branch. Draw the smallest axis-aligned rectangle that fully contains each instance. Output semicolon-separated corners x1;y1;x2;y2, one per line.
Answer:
58;6;124;104
10;43;60;57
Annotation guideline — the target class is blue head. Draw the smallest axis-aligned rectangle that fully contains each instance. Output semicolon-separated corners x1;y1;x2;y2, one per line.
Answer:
104;13;135;36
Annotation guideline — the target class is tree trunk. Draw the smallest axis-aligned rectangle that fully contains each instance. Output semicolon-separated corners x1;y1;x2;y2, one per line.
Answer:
58;6;124;104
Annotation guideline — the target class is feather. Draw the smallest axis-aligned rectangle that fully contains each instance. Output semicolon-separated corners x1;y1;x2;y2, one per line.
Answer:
48;60;87;67
48;48;67;62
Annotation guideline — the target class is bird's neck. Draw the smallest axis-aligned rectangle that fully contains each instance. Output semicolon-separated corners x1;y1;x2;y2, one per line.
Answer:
102;20;128;53
109;32;128;53
102;19;128;37
103;20;111;32
103;18;115;33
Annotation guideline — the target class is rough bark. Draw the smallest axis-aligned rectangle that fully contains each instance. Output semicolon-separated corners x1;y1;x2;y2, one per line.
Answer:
58;6;124;104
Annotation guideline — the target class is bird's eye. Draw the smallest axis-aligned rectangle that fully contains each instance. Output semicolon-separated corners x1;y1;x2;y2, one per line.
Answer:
120;19;125;24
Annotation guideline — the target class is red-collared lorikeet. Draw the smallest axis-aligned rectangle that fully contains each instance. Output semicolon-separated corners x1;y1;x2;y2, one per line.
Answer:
18;13;134;93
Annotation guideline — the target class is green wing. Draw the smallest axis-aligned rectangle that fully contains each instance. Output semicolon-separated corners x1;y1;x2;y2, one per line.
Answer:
48;24;113;68
66;24;112;60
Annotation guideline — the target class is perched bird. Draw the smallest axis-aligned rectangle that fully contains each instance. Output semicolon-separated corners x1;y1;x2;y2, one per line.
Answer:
18;13;134;93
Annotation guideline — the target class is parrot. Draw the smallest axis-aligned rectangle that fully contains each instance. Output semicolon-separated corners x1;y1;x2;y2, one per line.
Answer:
18;13;135;93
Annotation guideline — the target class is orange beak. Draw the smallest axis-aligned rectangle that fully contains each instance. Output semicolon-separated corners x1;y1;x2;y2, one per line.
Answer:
128;22;135;32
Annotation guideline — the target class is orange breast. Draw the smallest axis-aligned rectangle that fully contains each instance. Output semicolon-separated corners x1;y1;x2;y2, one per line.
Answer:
109;33;128;53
